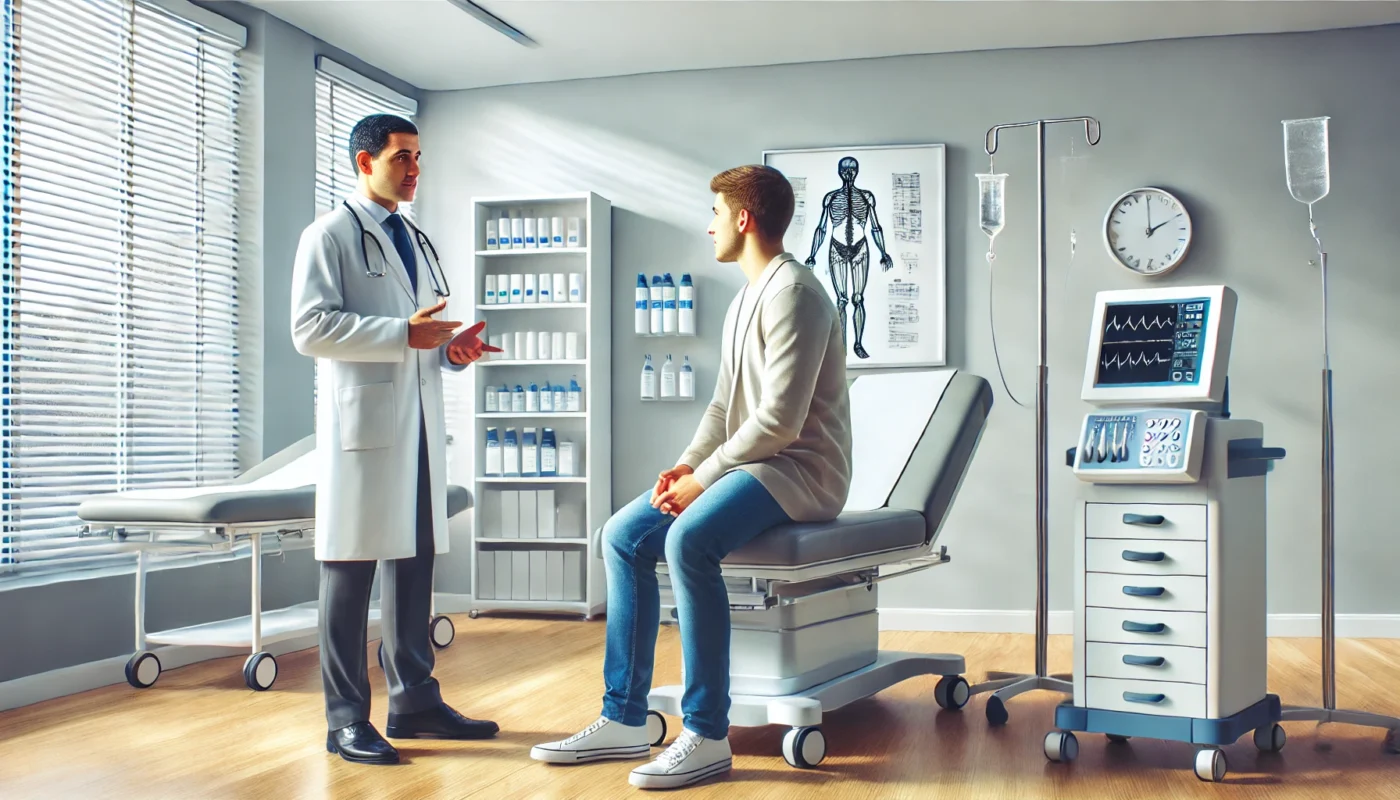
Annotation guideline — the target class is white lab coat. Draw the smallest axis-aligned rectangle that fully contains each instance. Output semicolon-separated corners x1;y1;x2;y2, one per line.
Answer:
289;194;465;561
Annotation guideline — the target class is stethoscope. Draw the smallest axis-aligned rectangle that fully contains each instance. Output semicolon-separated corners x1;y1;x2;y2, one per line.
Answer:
342;200;450;298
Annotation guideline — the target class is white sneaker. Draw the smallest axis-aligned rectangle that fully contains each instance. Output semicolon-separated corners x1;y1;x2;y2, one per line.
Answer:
629;728;732;789
530;716;651;764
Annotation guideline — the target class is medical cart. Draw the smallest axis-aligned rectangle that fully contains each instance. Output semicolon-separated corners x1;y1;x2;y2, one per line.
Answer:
1043;285;1288;782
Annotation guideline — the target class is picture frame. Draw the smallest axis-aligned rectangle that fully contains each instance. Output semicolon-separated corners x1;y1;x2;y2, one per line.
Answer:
762;143;947;369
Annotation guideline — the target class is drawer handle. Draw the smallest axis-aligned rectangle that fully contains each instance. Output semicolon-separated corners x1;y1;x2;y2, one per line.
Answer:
1122;621;1167;634
1123;513;1165;526
1123;586;1166;597
1123;691;1167;704
1122;550;1166;562
1122;655;1166;667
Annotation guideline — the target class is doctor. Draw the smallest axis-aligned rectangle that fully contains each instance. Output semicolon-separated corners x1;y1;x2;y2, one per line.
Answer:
291;113;501;766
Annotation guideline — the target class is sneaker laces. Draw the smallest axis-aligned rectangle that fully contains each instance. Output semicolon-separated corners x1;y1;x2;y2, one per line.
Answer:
657;729;704;769
563;716;610;745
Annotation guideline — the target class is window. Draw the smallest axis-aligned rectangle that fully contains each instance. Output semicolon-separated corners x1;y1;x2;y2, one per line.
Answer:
1;0;245;579
312;58;417;418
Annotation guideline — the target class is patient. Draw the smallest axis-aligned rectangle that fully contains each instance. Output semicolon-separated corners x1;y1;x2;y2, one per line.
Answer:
531;165;852;789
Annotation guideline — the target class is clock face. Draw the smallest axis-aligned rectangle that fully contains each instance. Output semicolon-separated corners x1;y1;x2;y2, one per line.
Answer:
1104;188;1192;276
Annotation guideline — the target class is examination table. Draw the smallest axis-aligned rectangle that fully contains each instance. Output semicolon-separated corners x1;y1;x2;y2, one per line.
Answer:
76;434;472;692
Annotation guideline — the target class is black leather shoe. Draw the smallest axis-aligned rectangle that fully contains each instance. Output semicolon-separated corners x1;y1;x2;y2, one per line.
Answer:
386;703;499;740
326;722;400;765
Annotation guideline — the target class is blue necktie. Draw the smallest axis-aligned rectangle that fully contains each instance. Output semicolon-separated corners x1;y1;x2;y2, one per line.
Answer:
385;213;418;294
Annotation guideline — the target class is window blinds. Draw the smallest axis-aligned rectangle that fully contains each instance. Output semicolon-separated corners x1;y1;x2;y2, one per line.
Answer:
1;0;245;578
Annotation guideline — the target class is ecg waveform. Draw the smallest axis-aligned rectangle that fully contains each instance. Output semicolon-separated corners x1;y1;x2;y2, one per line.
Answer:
1105;314;1175;333
1101;351;1171;371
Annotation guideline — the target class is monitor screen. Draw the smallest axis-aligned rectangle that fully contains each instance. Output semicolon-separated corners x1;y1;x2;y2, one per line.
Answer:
1094;297;1211;388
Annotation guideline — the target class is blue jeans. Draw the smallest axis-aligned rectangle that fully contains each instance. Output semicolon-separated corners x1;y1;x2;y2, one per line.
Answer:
600;470;792;740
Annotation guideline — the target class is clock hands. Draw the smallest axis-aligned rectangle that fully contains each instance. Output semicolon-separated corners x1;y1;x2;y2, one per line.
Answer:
1147;212;1182;237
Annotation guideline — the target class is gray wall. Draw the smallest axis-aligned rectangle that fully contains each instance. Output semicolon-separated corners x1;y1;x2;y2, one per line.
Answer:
418;24;1400;617
0;3;419;684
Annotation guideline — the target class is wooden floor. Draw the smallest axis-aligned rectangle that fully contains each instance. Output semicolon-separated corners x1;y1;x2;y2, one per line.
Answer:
2;616;1399;799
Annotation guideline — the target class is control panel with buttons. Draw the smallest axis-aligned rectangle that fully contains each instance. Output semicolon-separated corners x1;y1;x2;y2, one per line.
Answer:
1072;408;1206;483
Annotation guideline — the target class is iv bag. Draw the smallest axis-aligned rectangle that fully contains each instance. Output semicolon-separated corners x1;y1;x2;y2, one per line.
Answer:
1283;116;1330;205
977;173;1008;239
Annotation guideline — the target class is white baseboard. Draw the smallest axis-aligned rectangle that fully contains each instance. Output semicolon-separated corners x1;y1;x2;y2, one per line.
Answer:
0;620;381;713
432;592;476;614
878;608;1400;639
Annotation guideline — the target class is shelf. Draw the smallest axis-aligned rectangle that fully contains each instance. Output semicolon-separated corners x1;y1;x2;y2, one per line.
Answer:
478;359;586;367
143;602;380;648
642;396;697;402
475;537;589;545
477;412;587;419
469;599;589;614
637;331;697;338
478;302;587;310
478;476;588;484
477;248;587;257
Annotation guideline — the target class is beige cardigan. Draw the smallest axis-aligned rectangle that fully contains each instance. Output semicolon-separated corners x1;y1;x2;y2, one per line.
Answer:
678;253;852;522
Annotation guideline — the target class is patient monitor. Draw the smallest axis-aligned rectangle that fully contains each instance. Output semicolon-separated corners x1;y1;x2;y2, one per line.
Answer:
1047;285;1287;783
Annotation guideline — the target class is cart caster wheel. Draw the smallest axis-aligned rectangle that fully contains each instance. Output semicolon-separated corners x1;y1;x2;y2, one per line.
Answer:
935;675;970;711
986;695;1009;726
468;610;480;619
1044;731;1078;763
125;651;161;689
243;652;277;691
1194;747;1227;782
431;615;455;648
1253;723;1286;753
782;726;826;769
1106;734;1130;744
646;710;667;747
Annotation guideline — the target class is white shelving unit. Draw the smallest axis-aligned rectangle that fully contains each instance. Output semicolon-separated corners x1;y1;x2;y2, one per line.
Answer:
466;193;611;620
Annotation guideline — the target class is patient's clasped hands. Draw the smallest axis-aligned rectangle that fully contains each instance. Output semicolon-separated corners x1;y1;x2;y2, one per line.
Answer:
651;464;703;516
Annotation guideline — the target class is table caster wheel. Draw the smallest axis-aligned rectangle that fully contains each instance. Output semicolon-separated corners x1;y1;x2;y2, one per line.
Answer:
1195;747;1227;782
935;675;970;710
782;726;826;769
1253;723;1286;753
986;695;1009;726
125;651;161;689
646;710;667;747
1044;731;1078;763
431;614;455;648
1106;734;1130;744
468;609;480;619
243;652;277;691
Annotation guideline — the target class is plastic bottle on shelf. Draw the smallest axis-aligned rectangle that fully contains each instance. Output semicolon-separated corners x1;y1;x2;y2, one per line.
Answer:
539;378;555;412
526;381;540;412
540;428;557;477
512;384;526;412
660;354;676;398
679;273;695;335
634;274;649;334
485;384;499;412
484;427;502;475
640;355;656;400
567;376;582;412
680;355;694;398
649;275;663;334
553;382;566;413
662;273;677;334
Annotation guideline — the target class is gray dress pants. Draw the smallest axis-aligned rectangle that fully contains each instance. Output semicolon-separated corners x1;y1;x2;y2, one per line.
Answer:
319;423;442;730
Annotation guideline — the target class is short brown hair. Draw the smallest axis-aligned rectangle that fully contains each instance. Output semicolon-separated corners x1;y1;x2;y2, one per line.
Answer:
710;165;795;240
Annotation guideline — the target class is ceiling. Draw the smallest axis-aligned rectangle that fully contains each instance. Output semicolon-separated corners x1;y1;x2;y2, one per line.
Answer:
239;0;1400;91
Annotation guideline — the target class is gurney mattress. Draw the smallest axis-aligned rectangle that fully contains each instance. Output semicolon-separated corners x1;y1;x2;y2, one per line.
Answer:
79;485;473;526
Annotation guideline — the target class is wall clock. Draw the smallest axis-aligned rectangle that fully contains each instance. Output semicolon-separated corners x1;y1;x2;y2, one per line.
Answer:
1103;187;1193;277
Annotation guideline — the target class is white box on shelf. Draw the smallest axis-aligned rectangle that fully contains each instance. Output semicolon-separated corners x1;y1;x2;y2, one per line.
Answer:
512;551;530;600
519;491;538;539
547;551;565;601
495;551;512;598
538;489;555;538
564;551;583;601
477;551;495;599
500;490;519;538
531;551;548;600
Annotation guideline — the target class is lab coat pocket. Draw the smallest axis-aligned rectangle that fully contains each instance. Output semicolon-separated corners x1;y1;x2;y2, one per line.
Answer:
338;382;396;451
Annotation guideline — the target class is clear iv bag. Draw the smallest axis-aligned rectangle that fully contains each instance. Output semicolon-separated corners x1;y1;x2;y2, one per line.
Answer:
977;173;1008;240
1283;116;1330;205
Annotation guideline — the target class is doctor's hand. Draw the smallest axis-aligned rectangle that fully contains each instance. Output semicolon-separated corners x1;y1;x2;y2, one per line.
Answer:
447;320;502;365
652;472;703;517
409;300;461;350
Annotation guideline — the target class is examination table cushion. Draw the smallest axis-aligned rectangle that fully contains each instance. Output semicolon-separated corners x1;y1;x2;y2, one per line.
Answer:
718;370;991;569
78;484;473;526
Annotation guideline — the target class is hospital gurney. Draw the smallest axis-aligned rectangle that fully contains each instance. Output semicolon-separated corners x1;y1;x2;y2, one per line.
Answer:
624;369;992;768
76;434;473;692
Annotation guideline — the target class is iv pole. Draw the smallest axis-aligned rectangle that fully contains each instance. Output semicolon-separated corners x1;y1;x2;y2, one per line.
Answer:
968;116;1100;725
1276;117;1400;753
